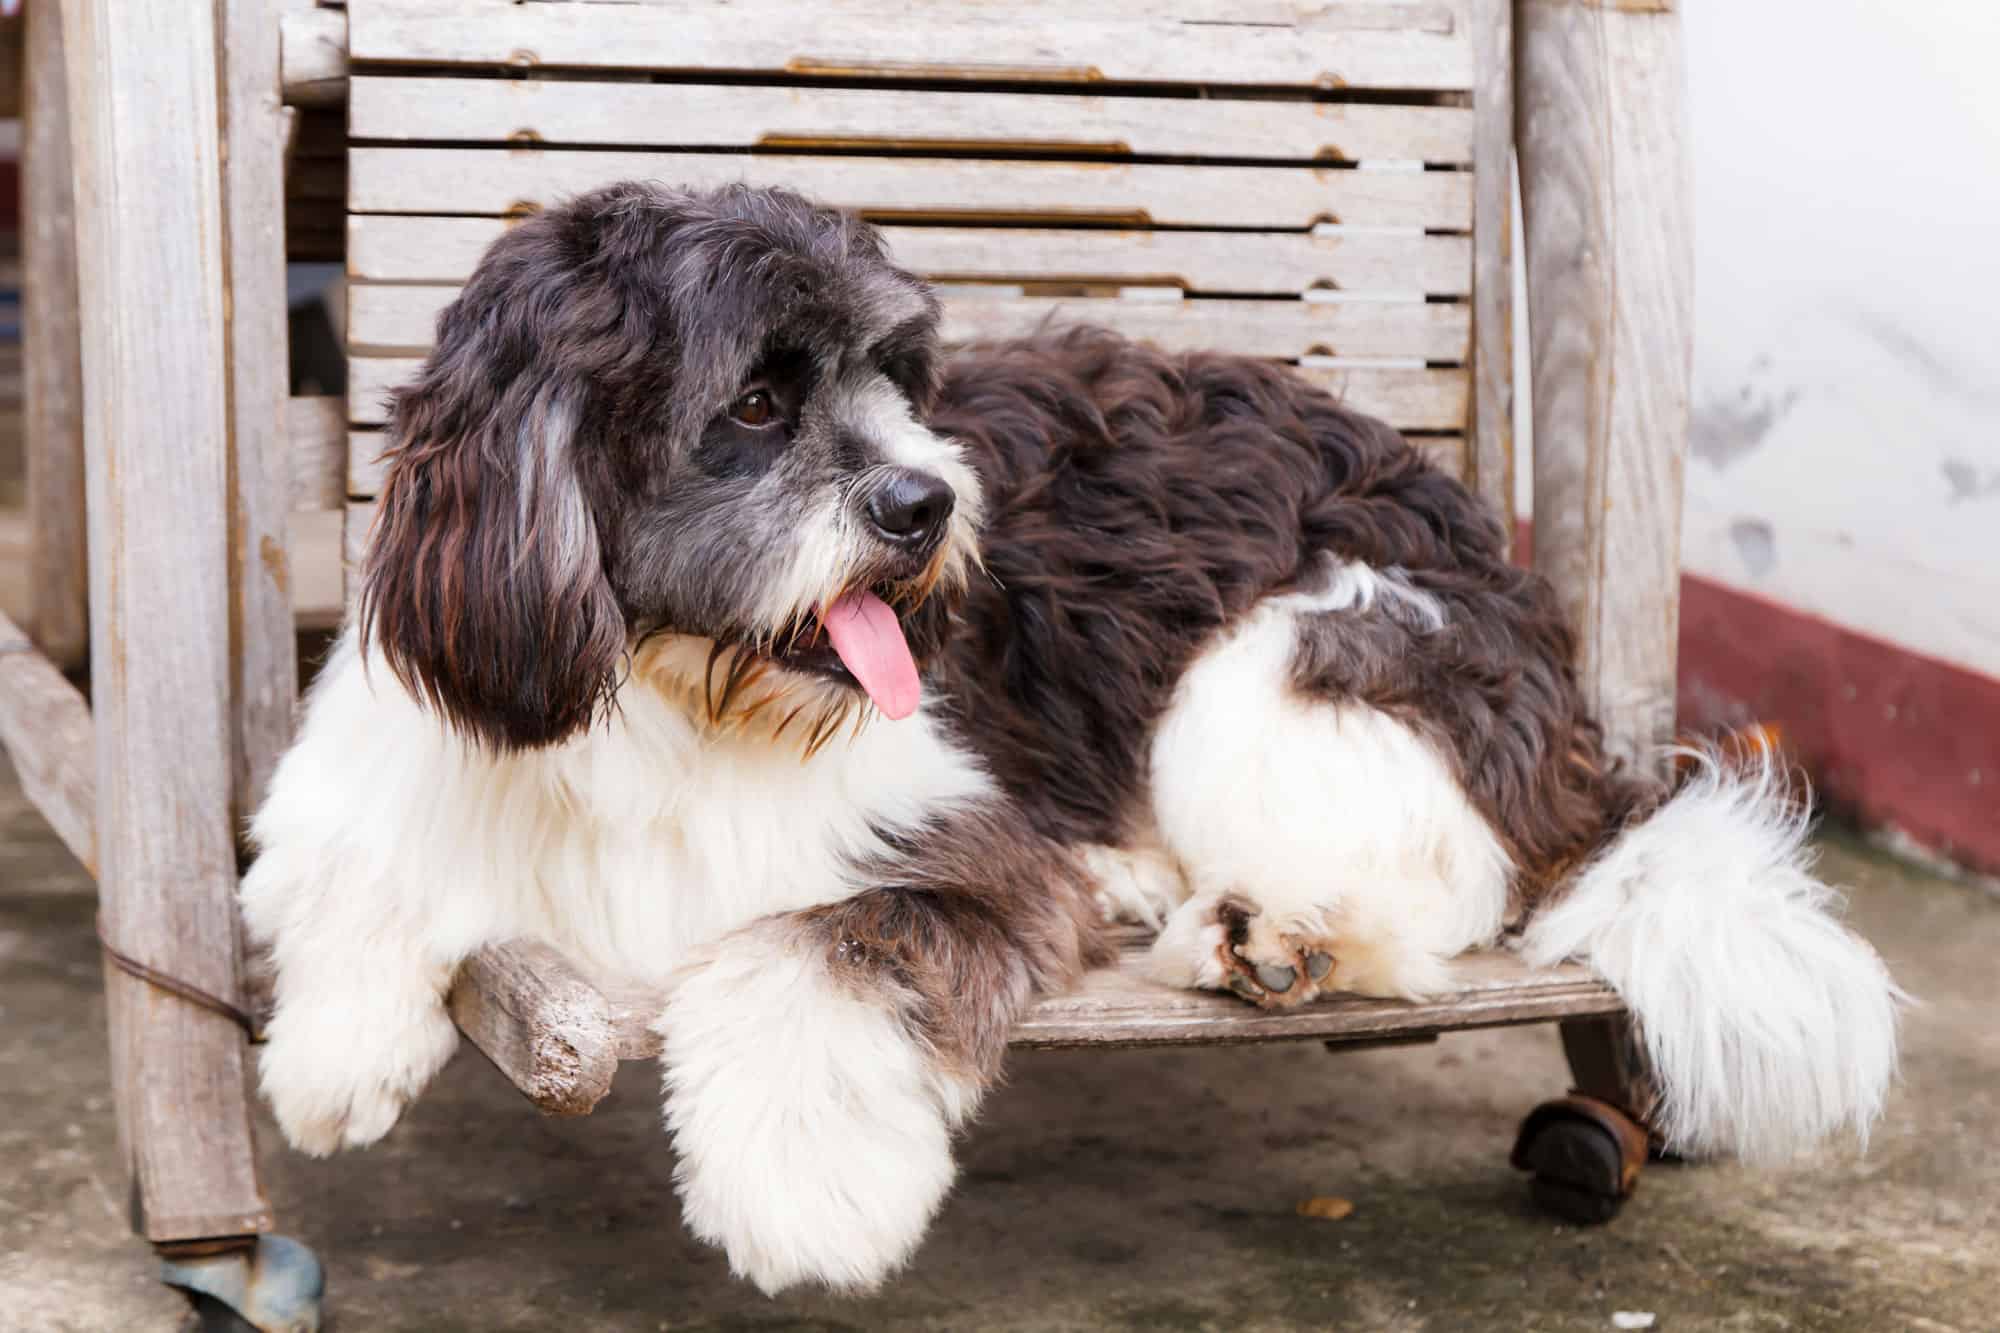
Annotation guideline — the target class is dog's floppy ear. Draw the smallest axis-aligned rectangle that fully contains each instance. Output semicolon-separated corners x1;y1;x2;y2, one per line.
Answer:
359;224;625;751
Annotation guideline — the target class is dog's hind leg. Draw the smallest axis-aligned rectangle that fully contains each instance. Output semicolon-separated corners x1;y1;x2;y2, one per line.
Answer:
656;805;1110;1295
1141;562;1516;1007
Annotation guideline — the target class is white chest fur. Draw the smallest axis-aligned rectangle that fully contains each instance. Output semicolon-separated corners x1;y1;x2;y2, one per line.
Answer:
242;630;994;987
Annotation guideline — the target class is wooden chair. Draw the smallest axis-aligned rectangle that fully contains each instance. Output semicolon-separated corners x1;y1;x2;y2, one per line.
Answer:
0;2;1690;1327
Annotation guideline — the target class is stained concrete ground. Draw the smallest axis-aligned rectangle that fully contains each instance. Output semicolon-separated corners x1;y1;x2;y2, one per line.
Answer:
1;752;1994;1333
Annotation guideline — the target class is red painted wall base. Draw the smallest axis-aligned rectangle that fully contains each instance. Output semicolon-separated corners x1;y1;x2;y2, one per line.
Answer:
1515;520;1997;875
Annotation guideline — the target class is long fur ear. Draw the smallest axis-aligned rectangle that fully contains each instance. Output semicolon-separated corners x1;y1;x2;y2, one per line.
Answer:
359;226;625;751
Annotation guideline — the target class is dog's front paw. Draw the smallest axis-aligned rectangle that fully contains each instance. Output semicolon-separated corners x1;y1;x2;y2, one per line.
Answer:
258;1000;459;1156
659;925;969;1294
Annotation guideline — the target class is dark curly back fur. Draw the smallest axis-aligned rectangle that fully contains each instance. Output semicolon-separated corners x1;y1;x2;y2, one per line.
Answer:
933;328;1647;902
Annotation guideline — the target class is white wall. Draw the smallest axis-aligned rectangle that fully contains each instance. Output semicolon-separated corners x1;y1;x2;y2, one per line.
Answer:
1680;1;2000;677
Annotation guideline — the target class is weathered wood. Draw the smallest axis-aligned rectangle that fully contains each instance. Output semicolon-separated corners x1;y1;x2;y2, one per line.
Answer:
1516;0;1692;1120
347;432;390;500
347;353;1467;438
349;0;1475;91
287;396;347;510
22;0;89;671
349;149;1474;230
448;940;623;1117
340;501;377;609
351;215;1472;296
1515;0;1691;766
349;282;1468;362
1468;0;1516;554
280;4;347;107
289;509;348;629
220;0;299;827
0;610;97;874
351;75;1474;164
61;0;272;1243
449;933;1621;1113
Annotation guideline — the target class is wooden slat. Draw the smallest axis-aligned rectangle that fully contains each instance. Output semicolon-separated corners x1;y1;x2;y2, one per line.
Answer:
287;396;346;509
347;354;1467;435
447;934;1620;1114
939;295;1468;361
221;0;299;827
349;0;1475;91
0;610;97;874
1468;0;1515;553
348;283;1467;361
348;431;389;499
1010;944;1621;1048
289;508;348;629
349;148;1474;230
22;0;89;670
1294;366;1468;434
1517;0;1691;770
279;4;347;107
351;215;1471;296
60;0;273;1243
350;76;1475;164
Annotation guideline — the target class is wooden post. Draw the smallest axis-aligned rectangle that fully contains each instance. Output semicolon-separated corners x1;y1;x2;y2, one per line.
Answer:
1515;0;1693;1123
61;0;272;1242
220;0;301;829
22;0;89;671
1468;0;1516;555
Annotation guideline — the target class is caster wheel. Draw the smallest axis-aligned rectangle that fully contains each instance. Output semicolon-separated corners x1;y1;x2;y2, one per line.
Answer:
160;1234;325;1333
1510;1093;1650;1225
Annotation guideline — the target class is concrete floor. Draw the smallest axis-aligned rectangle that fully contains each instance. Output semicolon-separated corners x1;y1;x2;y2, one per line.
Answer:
1;754;1994;1333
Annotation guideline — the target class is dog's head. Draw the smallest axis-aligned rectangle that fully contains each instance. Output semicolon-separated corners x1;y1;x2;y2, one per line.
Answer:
360;182;983;751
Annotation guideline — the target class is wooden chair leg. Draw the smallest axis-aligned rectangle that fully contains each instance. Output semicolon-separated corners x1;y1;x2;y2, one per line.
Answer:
1510;1015;1661;1224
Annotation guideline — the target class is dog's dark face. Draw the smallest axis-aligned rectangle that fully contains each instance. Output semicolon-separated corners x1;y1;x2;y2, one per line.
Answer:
359;182;983;751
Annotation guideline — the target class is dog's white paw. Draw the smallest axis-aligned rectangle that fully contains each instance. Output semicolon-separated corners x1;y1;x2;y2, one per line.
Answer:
257;999;459;1157
659;923;969;1294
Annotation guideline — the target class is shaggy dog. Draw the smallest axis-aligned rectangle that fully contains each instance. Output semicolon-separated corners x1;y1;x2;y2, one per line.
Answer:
243;182;1904;1294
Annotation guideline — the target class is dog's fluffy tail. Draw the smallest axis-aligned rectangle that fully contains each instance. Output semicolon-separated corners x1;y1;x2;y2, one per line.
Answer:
1520;748;1907;1163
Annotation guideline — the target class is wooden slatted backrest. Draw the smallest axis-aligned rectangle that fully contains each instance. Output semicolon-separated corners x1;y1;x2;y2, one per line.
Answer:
336;0;1516;588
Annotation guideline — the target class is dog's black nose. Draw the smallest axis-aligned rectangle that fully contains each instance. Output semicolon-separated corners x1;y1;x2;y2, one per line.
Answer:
864;469;955;550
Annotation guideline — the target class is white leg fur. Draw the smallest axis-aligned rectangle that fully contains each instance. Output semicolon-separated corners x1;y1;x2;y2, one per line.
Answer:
1078;841;1187;928
1520;749;1907;1163
659;920;975;1295
1144;560;1514;1000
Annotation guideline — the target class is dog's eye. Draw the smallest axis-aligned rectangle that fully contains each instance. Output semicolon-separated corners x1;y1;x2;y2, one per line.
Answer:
729;389;776;428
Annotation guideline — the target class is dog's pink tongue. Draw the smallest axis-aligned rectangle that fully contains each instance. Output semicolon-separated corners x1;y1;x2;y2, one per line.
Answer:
821;591;921;720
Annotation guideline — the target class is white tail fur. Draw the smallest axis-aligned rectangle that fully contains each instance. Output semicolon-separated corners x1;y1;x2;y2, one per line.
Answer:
1520;748;1908;1164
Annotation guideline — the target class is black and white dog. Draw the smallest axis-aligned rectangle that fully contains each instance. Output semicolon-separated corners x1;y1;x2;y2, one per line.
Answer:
244;183;1903;1294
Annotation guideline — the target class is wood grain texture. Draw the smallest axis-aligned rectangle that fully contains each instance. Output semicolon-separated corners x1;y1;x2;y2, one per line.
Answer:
220;0;299;827
350;214;1472;296
1516;0;1691;1121
61;0;272;1242
349;281;1469;362
349;148;1474;230
288;508;348;629
448;940;622;1117
22;0;89;670
450;934;1619;1112
1515;0;1692;768
350;75;1474;164
1468;0;1516;555
348;0;1475;91
0;610;97;874
346;431;390;499
287;395;347;510
346;353;1466;436
279;4;347;107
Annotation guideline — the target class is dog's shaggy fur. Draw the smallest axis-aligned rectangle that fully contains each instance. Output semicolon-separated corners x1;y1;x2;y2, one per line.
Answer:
243;182;1905;1294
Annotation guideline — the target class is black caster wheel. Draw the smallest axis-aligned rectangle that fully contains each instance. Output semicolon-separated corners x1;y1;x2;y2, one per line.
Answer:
1510;1093;1651;1225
